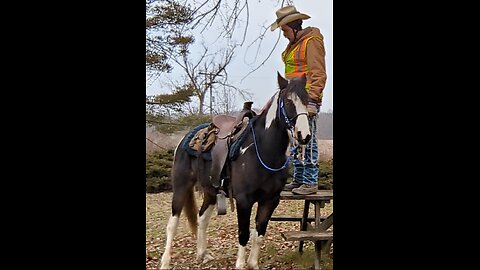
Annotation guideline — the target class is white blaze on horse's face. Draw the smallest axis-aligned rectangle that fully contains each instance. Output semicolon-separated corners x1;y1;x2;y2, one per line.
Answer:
289;93;311;144
265;91;311;144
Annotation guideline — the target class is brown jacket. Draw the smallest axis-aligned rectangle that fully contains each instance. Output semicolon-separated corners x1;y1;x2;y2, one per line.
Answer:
282;27;327;105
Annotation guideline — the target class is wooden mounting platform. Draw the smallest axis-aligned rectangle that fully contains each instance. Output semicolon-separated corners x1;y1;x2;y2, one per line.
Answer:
270;216;327;222
281;230;333;242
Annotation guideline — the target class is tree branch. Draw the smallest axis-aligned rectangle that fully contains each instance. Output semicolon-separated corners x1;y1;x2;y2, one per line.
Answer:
241;29;282;82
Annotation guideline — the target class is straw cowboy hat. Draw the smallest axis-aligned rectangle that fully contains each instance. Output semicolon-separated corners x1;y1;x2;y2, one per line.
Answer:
270;5;311;31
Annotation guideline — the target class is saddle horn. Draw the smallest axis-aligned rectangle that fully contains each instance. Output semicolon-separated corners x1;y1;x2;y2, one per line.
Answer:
243;101;253;111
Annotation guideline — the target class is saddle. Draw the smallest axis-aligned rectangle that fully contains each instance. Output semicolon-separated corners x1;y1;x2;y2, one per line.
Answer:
188;102;254;155
187;102;255;187
209;102;256;188
186;102;256;215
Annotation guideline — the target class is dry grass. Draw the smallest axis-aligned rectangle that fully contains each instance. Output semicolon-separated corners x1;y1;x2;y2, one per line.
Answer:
146;192;333;269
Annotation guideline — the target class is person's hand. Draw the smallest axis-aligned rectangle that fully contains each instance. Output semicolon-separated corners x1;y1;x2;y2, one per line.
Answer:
307;100;320;116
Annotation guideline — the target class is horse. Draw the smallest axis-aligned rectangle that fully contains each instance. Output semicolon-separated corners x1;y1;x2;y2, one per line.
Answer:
159;72;312;269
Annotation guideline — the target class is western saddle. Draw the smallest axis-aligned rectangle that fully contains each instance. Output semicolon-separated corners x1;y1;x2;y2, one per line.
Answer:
187;102;256;214
209;101;256;188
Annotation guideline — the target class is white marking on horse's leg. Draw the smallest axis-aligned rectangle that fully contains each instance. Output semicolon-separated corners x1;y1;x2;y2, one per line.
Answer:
197;204;215;263
249;228;257;244
236;244;247;269
247;229;264;269
159;215;180;269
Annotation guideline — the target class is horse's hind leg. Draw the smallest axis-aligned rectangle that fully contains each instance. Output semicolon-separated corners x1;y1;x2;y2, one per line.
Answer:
196;192;216;263
159;212;179;269
247;197;280;269
160;160;197;269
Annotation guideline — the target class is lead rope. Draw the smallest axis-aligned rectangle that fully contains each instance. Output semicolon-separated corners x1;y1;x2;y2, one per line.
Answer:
249;121;290;172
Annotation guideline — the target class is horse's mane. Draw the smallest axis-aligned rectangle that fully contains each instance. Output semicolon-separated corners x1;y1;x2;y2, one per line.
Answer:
279;77;310;105
257;77;309;116
257;94;276;116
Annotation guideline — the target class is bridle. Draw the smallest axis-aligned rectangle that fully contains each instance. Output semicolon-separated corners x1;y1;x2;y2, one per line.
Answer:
277;96;308;132
249;93;308;172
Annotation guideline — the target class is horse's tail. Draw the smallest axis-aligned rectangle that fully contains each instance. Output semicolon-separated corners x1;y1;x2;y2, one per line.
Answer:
183;184;198;237
171;134;198;237
183;145;209;238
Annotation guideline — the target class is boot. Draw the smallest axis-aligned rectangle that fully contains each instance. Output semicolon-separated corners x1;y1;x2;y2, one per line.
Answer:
292;184;318;195
283;181;302;191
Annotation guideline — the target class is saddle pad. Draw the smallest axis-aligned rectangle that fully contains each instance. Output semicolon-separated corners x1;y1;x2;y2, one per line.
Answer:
181;123;213;160
188;125;218;152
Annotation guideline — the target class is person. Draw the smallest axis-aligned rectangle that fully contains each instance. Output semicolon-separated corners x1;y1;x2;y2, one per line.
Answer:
270;5;327;195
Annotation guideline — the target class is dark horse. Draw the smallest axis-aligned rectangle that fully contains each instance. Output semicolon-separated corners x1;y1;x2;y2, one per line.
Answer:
160;73;311;269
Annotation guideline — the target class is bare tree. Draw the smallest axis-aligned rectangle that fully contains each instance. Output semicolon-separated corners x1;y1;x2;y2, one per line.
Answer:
188;0;292;80
146;0;194;75
216;86;235;115
147;0;292;80
164;40;251;115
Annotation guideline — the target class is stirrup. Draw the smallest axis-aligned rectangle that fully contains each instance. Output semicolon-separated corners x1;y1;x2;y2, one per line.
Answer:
209;175;221;188
217;190;227;215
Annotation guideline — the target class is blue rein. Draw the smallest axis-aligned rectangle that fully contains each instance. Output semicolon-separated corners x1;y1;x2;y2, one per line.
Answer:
248;97;300;172
249;121;291;172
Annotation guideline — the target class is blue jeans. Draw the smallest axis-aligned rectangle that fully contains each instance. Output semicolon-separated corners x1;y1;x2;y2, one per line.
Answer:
291;116;318;185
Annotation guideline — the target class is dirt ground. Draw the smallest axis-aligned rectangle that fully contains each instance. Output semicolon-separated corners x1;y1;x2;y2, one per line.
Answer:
146;192;333;269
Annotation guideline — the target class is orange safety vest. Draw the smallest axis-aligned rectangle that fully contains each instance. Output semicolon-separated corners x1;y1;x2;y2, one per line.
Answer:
282;36;322;95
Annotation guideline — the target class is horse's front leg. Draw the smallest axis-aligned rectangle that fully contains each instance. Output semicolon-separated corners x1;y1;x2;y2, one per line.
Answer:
247;197;280;269
196;192;216;263
235;197;254;269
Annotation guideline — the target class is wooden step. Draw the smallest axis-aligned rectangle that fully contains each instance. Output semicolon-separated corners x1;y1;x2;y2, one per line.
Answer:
270;216;327;222
281;231;333;242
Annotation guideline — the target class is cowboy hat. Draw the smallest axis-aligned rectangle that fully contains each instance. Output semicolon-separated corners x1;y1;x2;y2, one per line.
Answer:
270;5;311;31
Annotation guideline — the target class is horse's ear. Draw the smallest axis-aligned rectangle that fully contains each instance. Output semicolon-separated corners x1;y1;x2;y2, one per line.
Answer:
277;71;288;90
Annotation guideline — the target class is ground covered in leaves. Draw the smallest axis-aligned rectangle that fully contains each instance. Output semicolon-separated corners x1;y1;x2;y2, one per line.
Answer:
146;192;333;269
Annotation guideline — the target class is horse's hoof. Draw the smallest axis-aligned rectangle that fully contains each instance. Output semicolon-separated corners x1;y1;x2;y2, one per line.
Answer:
159;263;170;270
197;250;214;263
235;263;246;269
202;253;214;264
247;256;260;269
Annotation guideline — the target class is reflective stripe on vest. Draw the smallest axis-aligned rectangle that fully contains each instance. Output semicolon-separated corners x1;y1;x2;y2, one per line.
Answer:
282;36;322;92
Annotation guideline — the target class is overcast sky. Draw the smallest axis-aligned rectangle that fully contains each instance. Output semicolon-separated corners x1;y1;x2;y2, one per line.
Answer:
146;0;333;112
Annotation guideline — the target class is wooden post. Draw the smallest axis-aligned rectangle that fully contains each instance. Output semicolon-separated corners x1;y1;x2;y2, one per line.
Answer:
314;241;322;269
299;200;310;253
314;201;322;269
